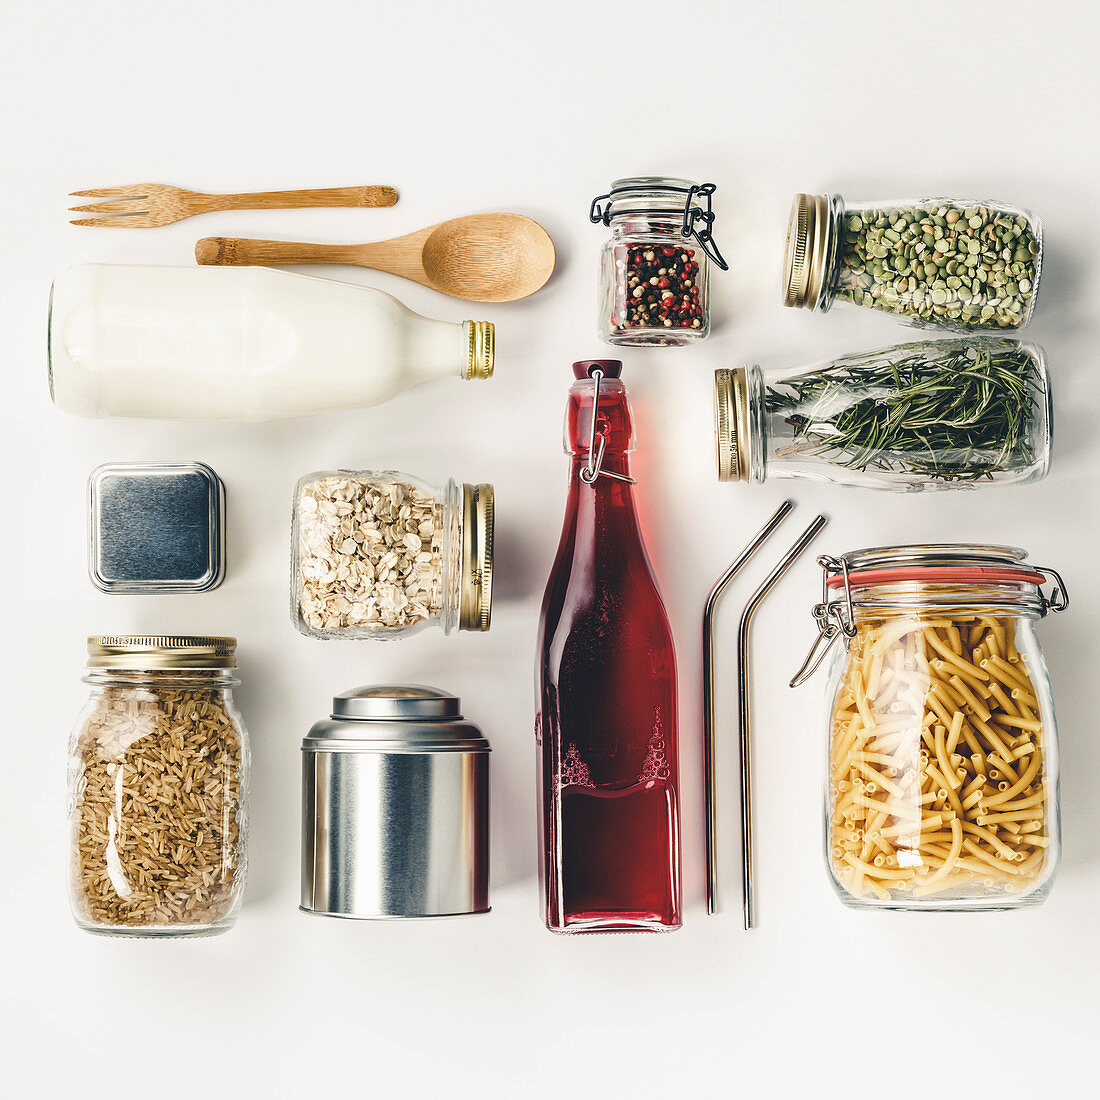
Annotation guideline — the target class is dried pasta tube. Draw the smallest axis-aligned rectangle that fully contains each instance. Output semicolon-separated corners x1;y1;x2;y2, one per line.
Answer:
946;711;965;755
997;715;1043;733
949;676;992;721
934;725;962;791
922;818;965;889
983;655;1033;694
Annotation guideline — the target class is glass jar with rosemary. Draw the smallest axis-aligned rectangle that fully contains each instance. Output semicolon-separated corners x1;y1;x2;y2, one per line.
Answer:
714;338;1051;491
783;194;1043;332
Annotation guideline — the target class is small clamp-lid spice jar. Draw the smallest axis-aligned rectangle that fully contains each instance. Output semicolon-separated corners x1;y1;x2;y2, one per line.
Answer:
301;685;490;919
791;546;1068;911
292;470;493;639
590;176;727;346
783;193;1043;332
67;635;249;937
714;338;1052;491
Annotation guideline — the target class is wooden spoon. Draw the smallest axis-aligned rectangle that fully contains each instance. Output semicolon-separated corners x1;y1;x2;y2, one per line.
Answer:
195;212;556;303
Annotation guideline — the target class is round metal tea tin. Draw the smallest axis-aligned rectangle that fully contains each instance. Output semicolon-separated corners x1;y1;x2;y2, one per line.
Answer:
300;685;490;919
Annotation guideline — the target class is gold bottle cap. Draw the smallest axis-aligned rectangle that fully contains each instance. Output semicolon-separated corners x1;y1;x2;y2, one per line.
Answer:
783;193;833;309
459;483;494;632
465;321;495;380
714;368;750;482
86;635;237;669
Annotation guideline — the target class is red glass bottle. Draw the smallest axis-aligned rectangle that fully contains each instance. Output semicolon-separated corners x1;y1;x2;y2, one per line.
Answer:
536;359;682;933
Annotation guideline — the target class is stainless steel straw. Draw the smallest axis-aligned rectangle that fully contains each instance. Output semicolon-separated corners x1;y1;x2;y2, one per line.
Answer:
703;500;794;915
737;514;827;931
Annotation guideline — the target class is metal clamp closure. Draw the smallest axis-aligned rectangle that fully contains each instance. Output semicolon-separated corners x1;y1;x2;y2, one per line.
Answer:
790;555;857;688
579;368;636;485
589;181;729;270
1036;566;1070;614
790;554;1070;687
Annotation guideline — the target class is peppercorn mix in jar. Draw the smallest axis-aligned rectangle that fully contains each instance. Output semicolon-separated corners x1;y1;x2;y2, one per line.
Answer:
590;176;727;346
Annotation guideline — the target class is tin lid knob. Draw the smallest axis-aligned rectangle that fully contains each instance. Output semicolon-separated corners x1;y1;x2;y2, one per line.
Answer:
331;685;462;721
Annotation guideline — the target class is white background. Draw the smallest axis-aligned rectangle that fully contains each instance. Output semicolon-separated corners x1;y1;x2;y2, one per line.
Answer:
2;2;1098;1096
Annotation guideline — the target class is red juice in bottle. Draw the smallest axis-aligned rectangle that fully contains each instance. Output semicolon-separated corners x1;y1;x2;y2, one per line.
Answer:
535;359;682;933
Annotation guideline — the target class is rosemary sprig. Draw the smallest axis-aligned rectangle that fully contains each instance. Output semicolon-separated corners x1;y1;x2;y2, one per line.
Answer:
765;340;1042;483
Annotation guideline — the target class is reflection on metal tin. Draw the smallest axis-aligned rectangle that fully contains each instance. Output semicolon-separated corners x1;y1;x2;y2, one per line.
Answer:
88;461;225;593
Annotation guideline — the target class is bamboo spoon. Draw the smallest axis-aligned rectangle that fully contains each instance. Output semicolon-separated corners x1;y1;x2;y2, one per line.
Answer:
195;213;556;303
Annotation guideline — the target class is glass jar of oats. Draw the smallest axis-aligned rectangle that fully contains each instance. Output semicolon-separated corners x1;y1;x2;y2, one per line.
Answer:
793;546;1068;911
68;636;249;938
292;470;494;640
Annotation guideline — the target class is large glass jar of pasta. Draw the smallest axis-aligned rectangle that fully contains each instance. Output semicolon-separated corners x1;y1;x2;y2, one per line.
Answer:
589;176;727;346
67;636;249;937
783;193;1042;332
792;547;1068;911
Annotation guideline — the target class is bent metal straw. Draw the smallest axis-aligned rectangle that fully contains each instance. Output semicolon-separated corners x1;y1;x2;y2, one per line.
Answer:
736;515;827;930
703;501;794;915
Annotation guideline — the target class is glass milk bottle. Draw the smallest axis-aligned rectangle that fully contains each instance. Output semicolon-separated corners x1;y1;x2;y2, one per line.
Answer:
48;264;494;421
536;359;682;933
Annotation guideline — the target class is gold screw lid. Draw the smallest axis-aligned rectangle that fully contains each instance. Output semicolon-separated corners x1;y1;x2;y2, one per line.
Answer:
464;321;495;381
714;368;750;482
782;193;833;309
459;484;494;632
86;635;237;669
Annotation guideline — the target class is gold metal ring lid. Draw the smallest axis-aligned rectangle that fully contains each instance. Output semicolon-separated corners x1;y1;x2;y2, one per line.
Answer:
714;368;750;481
459;484;494;631
464;321;495;380
86;635;237;669
783;193;833;309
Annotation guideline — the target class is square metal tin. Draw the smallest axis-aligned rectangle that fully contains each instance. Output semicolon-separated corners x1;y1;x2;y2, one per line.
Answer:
88;462;226;593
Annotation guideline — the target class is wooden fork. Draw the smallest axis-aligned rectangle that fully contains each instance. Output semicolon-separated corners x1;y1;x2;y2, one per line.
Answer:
69;184;398;228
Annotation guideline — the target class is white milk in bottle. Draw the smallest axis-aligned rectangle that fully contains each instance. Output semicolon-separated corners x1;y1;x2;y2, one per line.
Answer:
48;264;494;421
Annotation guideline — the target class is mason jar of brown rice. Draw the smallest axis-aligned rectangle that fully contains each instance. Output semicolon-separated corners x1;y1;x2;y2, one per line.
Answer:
67;636;249;938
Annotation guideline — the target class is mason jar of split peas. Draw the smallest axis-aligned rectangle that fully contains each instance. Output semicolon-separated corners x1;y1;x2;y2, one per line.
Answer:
783;193;1043;332
793;545;1068;911
589;176;727;347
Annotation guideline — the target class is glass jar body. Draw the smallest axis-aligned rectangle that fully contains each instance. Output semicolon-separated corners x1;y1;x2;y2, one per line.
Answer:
596;177;710;347
68;670;250;937
824;598;1059;911
293;470;462;640
823;195;1043;332
748;338;1052;490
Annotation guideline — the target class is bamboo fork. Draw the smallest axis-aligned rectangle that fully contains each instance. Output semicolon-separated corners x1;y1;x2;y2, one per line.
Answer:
69;184;398;228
